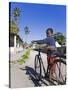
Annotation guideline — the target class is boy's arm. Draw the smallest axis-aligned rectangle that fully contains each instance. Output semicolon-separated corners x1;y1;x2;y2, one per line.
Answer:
33;39;48;48
40;44;48;47
46;46;57;50
33;39;45;44
36;43;48;49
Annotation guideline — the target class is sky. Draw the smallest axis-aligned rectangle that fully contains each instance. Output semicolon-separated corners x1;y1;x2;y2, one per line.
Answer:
9;2;66;43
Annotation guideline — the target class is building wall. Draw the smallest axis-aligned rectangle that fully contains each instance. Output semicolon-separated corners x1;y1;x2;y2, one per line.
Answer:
10;34;23;54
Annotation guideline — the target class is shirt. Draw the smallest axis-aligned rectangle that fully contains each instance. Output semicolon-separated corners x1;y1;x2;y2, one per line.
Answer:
36;37;56;55
36;37;56;46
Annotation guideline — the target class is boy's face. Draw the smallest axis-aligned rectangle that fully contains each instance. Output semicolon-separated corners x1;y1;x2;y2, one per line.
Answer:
46;30;53;37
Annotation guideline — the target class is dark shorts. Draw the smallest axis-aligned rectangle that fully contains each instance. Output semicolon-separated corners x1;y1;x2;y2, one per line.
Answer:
47;50;63;57
47;50;64;64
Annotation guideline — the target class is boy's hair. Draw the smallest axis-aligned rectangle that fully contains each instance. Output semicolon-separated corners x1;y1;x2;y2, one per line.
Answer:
46;28;53;34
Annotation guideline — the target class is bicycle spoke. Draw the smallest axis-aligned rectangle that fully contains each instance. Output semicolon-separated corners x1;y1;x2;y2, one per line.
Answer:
54;60;66;84
35;55;42;80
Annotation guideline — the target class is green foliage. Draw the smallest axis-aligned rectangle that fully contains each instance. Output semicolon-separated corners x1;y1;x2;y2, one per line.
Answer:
53;32;65;45
10;7;20;34
18;49;30;65
13;7;20;22
13;7;20;17
9;20;19;34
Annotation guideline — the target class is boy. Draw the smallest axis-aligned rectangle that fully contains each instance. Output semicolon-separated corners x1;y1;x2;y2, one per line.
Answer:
34;28;57;78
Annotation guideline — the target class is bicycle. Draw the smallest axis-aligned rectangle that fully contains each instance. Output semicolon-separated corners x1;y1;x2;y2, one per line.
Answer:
34;44;66;85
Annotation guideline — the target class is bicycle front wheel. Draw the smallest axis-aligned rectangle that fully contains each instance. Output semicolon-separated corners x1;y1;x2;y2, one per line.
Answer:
35;55;42;80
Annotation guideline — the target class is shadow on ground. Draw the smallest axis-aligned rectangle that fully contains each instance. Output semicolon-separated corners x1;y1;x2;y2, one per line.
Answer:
20;66;56;86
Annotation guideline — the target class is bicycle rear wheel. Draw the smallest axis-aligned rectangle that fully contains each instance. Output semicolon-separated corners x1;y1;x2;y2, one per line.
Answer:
49;59;66;85
35;55;42;80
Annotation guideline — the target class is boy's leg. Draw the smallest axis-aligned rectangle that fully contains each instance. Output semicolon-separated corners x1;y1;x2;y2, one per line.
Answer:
47;56;54;80
47;56;56;79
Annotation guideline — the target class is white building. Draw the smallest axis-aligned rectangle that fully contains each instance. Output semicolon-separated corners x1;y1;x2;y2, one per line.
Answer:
9;33;23;54
55;41;61;47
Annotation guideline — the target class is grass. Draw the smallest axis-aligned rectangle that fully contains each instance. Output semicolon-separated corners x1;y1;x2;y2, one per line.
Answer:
18;48;31;65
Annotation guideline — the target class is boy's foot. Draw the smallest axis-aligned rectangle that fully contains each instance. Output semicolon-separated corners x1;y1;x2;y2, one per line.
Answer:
51;73;56;81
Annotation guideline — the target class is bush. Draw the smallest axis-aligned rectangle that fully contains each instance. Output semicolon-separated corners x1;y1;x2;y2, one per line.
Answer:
18;49;30;65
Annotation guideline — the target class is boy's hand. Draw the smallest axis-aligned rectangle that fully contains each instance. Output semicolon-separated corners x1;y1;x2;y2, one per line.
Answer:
36;44;48;48
46;46;57;50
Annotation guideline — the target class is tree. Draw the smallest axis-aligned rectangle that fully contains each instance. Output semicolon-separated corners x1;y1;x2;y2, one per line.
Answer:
53;32;65;45
9;7;20;34
13;7;20;24
9;20;19;34
24;26;30;43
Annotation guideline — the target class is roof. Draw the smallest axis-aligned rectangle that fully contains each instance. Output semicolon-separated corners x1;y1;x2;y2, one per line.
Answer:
10;33;23;43
55;41;61;47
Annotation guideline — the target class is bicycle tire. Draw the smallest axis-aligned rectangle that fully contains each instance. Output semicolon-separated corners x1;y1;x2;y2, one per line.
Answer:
35;55;42;80
48;59;66;85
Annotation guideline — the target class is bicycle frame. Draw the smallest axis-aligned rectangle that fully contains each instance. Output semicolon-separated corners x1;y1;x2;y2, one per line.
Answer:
35;47;66;85
36;48;47;75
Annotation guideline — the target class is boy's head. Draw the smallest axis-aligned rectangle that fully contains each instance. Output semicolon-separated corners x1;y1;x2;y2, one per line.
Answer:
46;28;53;37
